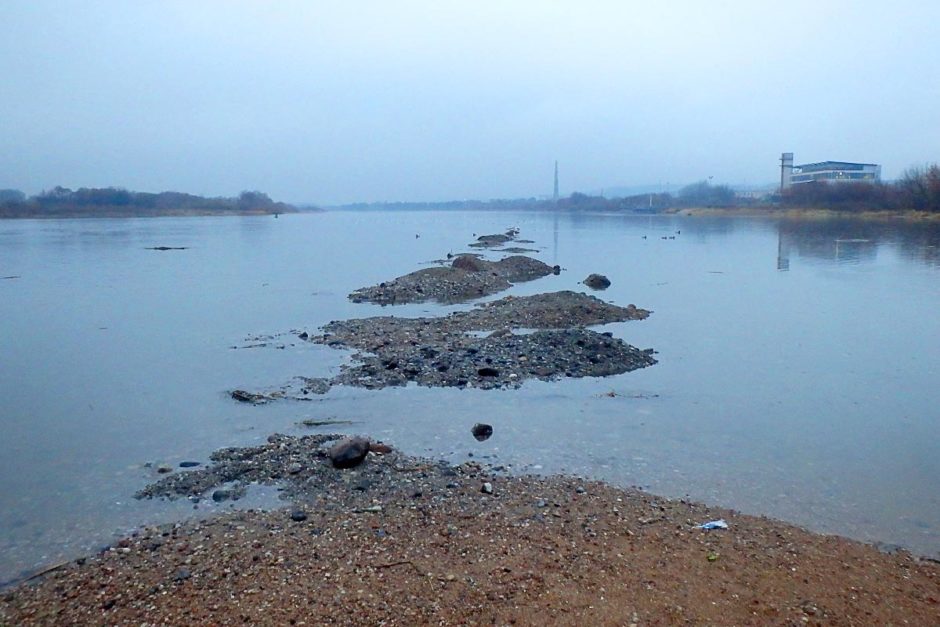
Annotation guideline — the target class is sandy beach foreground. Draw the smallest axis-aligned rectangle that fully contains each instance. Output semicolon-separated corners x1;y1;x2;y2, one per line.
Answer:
2;438;937;626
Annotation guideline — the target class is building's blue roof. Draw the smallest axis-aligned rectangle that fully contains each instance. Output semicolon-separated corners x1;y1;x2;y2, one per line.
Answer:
795;161;879;170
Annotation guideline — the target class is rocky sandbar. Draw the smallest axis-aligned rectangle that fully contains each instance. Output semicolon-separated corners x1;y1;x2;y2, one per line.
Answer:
349;254;557;305
235;291;655;399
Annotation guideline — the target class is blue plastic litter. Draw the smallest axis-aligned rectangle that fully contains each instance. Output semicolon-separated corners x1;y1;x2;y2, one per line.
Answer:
697;519;729;530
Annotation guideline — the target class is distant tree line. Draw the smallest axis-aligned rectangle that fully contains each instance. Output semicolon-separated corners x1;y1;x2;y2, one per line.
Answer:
782;164;940;212
0;187;295;218
334;197;542;211
0;189;26;203
547;181;742;212
336;181;742;214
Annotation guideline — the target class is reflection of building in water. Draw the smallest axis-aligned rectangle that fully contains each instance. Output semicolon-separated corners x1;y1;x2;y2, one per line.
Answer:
794;236;877;265
832;238;876;264
552;210;559;263
777;218;940;269
776;220;879;265
777;228;791;271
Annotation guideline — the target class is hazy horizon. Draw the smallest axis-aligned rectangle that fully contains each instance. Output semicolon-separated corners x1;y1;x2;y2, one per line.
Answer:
2;1;939;205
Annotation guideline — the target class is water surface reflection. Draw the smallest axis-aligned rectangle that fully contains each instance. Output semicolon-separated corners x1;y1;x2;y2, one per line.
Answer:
0;211;938;583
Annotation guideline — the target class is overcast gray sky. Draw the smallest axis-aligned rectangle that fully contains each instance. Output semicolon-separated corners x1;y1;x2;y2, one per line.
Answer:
2;1;939;204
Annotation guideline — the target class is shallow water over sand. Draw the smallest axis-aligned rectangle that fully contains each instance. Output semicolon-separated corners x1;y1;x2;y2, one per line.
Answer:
1;210;939;582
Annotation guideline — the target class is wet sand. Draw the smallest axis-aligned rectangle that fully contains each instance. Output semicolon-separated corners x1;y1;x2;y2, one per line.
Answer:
3;441;938;626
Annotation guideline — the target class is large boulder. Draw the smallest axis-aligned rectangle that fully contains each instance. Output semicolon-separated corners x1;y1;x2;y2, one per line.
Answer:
328;436;371;469
583;274;611;290
471;423;494;441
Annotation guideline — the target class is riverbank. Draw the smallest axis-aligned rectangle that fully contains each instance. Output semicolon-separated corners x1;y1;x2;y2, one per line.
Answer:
0;208;297;219
665;206;940;222
2;435;937;625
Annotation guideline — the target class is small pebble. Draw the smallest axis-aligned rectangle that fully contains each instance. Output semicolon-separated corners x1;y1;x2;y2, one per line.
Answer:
173;568;191;582
290;510;308;522
481;482;494;495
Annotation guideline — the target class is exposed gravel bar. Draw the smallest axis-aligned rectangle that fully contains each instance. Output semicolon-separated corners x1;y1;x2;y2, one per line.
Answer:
233;291;656;399
134;434;431;506
321;291;655;391
4;433;938;626
468;230;517;248
349;254;558;305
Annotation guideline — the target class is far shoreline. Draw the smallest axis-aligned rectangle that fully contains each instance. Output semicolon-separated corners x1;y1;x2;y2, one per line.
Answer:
3;204;938;223
662;205;940;222
0;208;307;220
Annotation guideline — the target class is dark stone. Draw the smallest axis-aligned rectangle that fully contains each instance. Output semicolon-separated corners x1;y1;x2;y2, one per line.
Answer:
173;568;192;582
471;423;494;441
231;389;267;404
290;510;308;522
451;254;486;272
156;465;173;474
583;274;611;290
552;265;561;275
370;442;393;454
477;367;499;378
328;436;371;469
211;489;232;502
298;331;309;340
179;461;200;468
299;377;330;395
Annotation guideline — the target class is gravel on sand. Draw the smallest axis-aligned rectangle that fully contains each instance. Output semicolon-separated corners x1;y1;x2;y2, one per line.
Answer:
4;435;938;626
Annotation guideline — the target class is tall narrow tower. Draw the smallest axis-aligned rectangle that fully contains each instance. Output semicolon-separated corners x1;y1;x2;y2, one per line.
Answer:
553;161;559;202
780;152;793;193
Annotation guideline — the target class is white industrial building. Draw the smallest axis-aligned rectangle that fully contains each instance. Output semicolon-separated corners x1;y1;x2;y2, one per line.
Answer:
780;153;881;190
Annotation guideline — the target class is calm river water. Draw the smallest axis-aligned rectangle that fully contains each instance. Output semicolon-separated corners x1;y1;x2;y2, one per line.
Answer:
1;210;939;582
